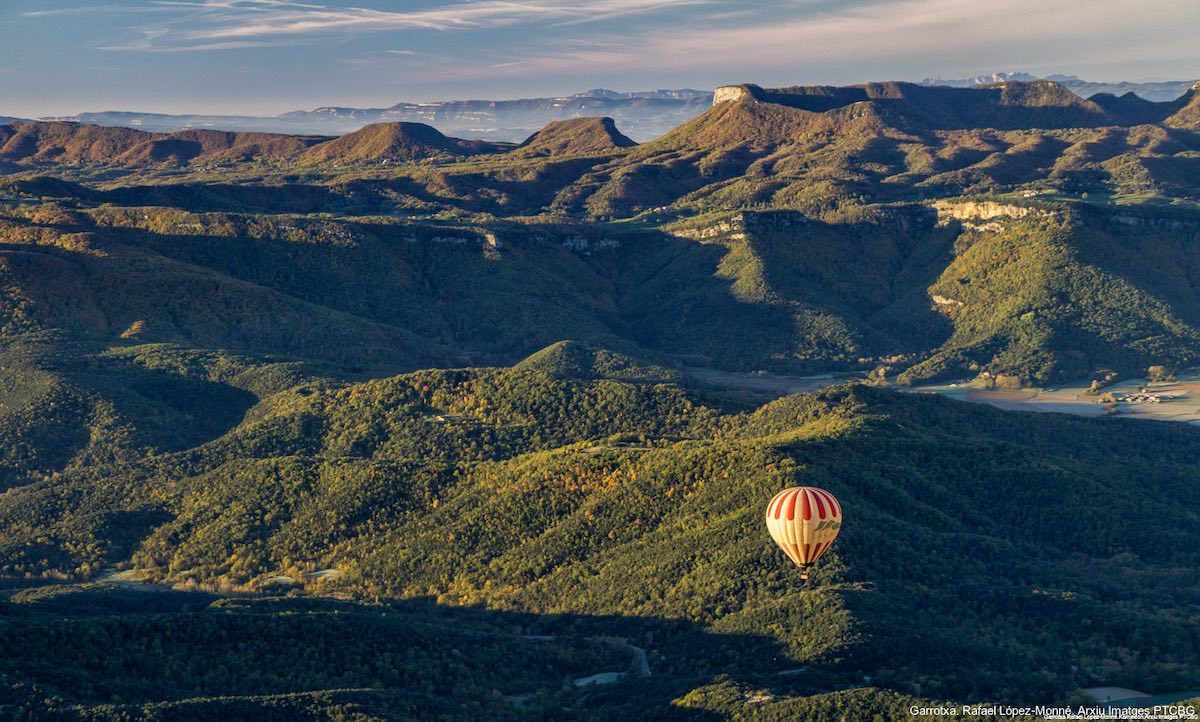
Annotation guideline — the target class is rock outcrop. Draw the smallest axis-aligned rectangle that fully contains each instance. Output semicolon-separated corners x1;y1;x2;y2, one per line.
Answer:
713;85;753;105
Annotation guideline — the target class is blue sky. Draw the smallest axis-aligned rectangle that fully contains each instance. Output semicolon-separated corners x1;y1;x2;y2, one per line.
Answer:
2;0;1198;117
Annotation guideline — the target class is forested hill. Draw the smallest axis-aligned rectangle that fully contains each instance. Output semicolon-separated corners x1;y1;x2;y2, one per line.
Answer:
1;340;1199;719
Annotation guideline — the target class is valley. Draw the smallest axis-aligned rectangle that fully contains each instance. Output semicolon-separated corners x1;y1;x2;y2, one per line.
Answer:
686;366;1200;424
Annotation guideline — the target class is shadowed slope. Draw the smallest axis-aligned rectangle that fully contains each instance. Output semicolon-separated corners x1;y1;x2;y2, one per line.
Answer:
1165;83;1200;129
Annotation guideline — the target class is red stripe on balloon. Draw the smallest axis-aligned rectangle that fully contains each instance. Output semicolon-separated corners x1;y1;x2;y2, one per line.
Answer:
813;490;827;520
801;490;812;521
785;489;799;521
818;489;838;518
789;543;802;565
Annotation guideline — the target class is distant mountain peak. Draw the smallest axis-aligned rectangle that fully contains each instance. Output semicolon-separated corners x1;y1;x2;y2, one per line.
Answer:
572;88;710;101
515;116;636;157
575;89;625;100
921;72;1195;103
300;121;503;163
922;71;1041;86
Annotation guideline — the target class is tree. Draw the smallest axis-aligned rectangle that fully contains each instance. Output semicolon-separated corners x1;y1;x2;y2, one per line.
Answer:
1146;365;1174;382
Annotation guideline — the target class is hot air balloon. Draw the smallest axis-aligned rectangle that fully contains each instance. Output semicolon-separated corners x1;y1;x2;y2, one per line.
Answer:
765;486;842;580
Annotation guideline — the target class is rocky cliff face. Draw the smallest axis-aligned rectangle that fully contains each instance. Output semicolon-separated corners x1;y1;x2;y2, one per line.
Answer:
712;86;753;105
931;200;1034;223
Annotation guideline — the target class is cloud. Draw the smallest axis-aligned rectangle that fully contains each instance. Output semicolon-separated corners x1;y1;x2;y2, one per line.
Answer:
99;38;291;52
654;0;1200;73
83;0;714;51
57;0;1200;84
434;0;1200;82
22;4;174;17
94;26;294;52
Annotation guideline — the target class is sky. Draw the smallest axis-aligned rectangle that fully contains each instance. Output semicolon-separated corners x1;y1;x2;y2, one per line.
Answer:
2;0;1198;117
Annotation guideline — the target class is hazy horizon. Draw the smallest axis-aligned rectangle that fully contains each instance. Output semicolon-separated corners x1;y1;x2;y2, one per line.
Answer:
7;71;1200;121
3;0;1199;118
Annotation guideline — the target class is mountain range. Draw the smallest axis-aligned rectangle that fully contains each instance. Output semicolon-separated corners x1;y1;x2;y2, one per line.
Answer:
39;89;713;143
29;74;1199;144
3;77;1200;720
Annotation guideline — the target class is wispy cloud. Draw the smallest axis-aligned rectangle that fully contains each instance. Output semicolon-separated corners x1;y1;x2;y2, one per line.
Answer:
22;4;174;17
94;26;296;52
79;0;714;51
637;0;1200;75
73;0;1198;79
438;0;1200;81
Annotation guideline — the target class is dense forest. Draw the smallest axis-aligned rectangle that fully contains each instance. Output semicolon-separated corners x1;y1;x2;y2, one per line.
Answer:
2;347;1199;719
3;79;1200;720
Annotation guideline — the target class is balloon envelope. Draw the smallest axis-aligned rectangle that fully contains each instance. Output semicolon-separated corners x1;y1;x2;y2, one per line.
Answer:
765;486;842;576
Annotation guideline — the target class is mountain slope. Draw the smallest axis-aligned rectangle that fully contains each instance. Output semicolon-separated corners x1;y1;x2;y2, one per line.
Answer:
553;80;1200;218
901;203;1200;384
1165;83;1200;128
0;211;443;369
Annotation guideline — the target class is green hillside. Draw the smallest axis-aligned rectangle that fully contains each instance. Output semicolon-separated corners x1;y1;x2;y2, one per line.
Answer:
902;203;1200;384
1;347;1198;719
6;188;1200;385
